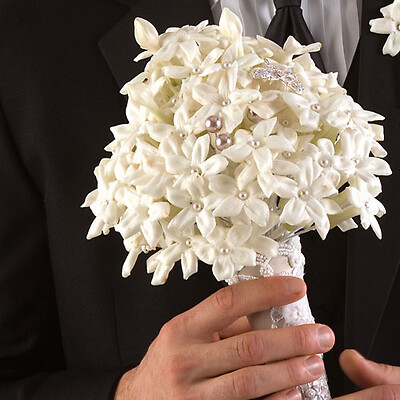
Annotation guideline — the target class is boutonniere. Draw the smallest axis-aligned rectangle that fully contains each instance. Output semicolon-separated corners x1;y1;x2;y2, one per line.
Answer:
370;0;400;56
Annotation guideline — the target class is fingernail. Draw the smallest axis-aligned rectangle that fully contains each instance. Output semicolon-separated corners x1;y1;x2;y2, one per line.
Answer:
305;356;323;377
317;326;334;349
286;388;302;400
285;278;304;294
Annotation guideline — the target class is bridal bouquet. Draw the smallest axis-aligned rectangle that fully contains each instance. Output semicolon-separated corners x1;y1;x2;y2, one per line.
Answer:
82;8;391;286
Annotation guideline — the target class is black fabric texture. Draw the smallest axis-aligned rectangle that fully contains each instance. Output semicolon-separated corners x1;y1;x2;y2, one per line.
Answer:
265;0;326;72
0;0;399;399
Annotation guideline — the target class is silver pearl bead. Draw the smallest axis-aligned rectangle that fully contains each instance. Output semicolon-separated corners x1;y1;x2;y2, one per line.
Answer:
192;202;203;211
319;158;331;167
250;140;260;148
222;99;231;107
171;98;177;104
247;109;263;123
205;115;223;133
190;167;201;175
281;119;290;127
179;132;188;139
185;239;192;247
192;66;201;74
238;191;248;200
397;24;400;31
365;201;370;209
311;103;320;112
354;159;360;165
220;248;230;254
215;134;233;151
283;151;292;159
222;61;232;69
299;189;310;198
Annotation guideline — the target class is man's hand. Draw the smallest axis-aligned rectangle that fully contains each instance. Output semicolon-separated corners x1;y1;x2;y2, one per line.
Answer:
115;276;335;400
334;349;400;399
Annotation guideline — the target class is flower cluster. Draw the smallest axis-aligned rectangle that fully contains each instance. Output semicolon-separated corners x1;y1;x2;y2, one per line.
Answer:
370;0;400;57
82;9;391;285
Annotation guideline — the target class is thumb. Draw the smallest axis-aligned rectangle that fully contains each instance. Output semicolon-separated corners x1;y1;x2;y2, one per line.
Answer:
339;349;400;389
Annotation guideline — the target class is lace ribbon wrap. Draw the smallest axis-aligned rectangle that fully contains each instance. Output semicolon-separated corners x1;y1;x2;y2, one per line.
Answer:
225;236;331;400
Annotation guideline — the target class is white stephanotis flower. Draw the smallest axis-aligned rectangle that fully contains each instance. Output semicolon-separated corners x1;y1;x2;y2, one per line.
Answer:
167;179;216;237
346;184;386;239
370;0;400;56
114;194;170;248
191;83;261;133
193;225;257;281
280;157;341;239
208;167;270;227
163;134;228;189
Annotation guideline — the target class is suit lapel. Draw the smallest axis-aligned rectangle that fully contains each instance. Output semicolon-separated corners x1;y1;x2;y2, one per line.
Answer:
98;0;214;88
344;0;400;359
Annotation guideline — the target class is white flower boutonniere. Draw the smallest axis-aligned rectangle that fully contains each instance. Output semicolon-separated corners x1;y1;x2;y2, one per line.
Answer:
370;0;400;56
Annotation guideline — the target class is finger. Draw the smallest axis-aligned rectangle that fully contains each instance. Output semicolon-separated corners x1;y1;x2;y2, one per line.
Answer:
199;354;324;400
339;349;400;388
177;276;306;339
199;324;334;377
219;316;252;339
333;384;400;399
265;388;302;400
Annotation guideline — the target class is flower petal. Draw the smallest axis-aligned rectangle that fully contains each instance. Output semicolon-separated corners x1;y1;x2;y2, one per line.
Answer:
247;236;279;258
213;196;243;217
231;248;257;267
226;225;252;247
196;209;216;237
201;154;229;176
181;249;198;280
168;207;196;231
141;219;162;248
212;256;235;281
280;198;307;226
244;198;270;227
209;175;237;195
192;134;210;166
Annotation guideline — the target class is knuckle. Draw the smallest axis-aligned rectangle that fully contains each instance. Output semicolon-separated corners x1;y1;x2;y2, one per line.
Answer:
285;360;303;384
231;370;258;398
293;326;311;354
235;333;264;364
164;354;193;383
378;385;399;400
214;286;235;313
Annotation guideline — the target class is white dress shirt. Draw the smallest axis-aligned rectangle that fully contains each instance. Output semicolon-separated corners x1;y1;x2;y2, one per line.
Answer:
209;0;362;85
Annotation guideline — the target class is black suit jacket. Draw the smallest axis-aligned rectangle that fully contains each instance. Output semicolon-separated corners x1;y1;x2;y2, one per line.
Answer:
0;0;399;399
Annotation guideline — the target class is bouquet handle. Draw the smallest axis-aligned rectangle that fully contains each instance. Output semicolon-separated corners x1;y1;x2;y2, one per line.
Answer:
226;236;331;400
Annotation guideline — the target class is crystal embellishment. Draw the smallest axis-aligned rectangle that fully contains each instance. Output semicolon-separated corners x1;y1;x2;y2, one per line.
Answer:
251;61;305;94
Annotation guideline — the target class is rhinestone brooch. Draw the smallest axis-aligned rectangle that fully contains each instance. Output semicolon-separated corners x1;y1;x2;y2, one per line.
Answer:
251;61;305;94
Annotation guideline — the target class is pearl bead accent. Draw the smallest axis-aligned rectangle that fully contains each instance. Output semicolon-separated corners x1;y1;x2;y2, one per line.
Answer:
354;159;360;165
222;61;232;69
190;167;201;175
238;191;248;200
205;115;223;133
220;248;230;254
192;202;203;211
248;109;262;122
319;158;331;167
179;132;188;139
397;24;400;31
282;119;290;127
222;99;231;107
192;66;201;74
283;151;292;159
365;201;370;209
215;134;233;150
250;140;260;148
311;103;320;112
299;189;310;198
185;239;192;247
171;98;177;104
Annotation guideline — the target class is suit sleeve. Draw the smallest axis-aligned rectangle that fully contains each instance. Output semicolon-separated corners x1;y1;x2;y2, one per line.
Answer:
0;105;126;399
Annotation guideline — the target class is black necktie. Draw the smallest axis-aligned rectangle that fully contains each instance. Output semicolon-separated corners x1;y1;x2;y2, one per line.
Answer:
265;0;326;72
